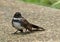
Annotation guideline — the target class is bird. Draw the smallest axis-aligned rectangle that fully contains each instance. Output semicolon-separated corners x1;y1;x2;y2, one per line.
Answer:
12;12;45;34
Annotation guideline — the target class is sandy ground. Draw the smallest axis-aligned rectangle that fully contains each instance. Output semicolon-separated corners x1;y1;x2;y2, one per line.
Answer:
0;0;60;42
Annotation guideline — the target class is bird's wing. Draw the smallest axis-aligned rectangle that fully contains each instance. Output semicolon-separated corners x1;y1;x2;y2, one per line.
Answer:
21;18;32;31
20;18;30;27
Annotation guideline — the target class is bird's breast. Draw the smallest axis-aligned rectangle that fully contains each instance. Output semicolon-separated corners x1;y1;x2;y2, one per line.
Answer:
13;21;24;29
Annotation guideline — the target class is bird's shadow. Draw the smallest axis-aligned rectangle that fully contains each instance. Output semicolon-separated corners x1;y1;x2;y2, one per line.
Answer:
12;27;45;35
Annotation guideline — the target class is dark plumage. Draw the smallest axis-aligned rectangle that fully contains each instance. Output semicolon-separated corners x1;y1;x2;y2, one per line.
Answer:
12;12;45;34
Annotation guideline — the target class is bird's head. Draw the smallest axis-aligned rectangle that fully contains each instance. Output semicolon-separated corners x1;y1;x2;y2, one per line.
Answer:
13;12;22;18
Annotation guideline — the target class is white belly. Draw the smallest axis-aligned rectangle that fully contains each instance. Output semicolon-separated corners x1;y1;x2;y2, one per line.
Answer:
13;22;24;29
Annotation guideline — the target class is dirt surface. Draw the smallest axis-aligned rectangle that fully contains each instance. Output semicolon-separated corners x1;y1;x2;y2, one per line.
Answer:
0;0;60;42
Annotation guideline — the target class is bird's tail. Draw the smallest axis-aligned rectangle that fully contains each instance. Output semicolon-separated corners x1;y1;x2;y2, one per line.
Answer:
30;24;45;31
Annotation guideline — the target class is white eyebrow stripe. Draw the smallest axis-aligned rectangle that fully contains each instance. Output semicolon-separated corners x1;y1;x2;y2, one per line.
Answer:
13;18;22;20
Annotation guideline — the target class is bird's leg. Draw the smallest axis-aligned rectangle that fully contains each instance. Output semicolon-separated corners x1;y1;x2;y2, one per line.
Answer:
13;29;23;34
13;30;18;34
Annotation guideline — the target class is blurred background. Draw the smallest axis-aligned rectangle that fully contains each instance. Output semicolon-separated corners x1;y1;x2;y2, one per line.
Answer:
21;0;60;9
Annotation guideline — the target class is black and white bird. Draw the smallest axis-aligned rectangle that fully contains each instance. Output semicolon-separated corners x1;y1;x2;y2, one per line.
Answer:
12;12;45;34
